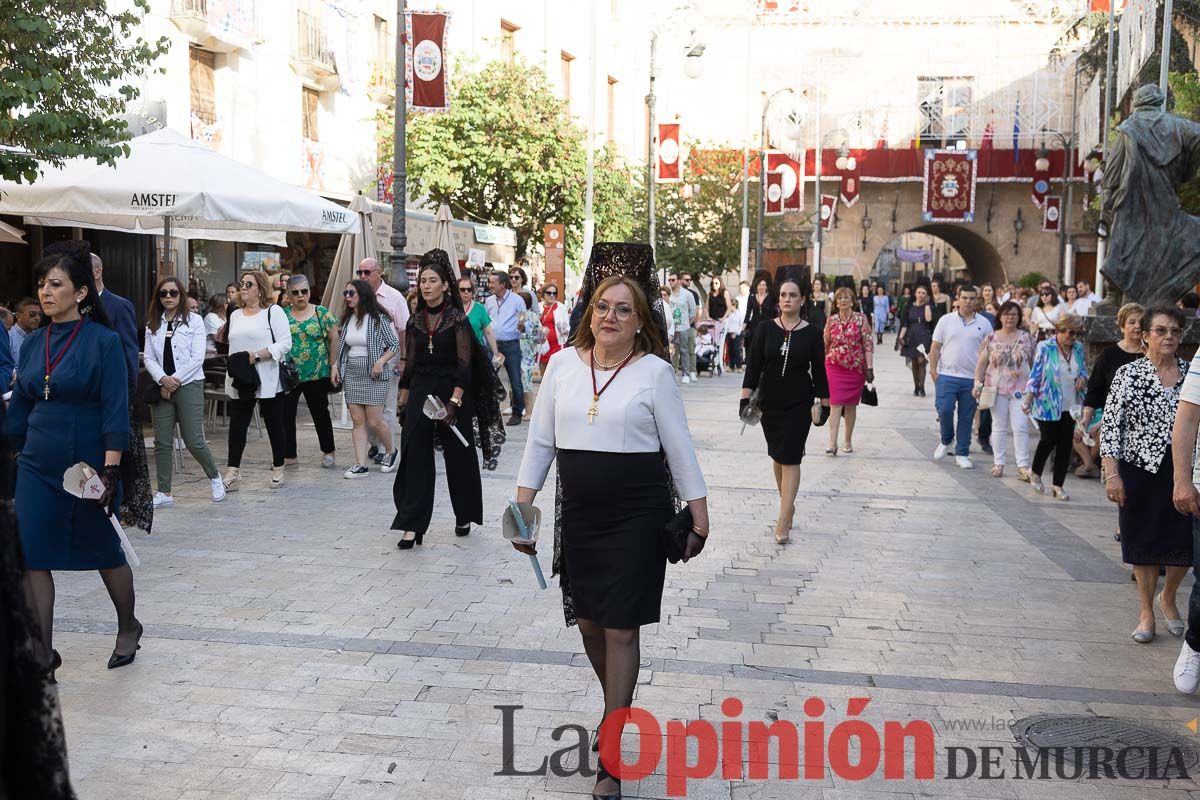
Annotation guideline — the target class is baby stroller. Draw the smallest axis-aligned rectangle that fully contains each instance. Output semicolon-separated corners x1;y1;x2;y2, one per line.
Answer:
695;321;719;377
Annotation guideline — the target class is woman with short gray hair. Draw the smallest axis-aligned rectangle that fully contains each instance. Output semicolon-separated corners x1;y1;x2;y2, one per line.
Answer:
283;275;340;469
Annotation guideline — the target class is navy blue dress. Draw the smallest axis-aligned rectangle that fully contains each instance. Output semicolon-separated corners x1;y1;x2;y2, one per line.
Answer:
6;320;129;570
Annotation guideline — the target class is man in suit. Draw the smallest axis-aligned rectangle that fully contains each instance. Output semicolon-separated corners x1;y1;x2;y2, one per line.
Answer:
91;253;138;388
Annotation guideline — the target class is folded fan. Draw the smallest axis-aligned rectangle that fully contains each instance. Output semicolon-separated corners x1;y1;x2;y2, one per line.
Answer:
422;395;469;447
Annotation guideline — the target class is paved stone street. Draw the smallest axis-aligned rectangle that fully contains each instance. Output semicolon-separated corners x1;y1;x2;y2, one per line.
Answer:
51;351;1200;800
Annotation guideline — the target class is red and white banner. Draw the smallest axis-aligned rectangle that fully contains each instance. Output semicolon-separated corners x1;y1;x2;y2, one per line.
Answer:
1031;164;1051;208
765;171;785;216
922;149;977;223
820;194;838;231
407;11;450;112
1042;196;1062;232
839;167;861;208
765;151;803;211
657;123;682;182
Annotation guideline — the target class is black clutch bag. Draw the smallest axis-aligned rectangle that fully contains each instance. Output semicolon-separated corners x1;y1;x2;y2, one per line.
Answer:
861;383;879;407
660;506;694;564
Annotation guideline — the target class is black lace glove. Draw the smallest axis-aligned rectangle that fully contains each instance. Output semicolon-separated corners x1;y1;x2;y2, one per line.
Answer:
682;531;706;562
94;465;121;515
739;398;750;416
867;368;875;383
443;402;458;429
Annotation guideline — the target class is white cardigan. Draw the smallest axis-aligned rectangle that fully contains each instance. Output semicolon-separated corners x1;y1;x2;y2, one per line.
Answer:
224;305;293;399
517;347;707;501
144;312;207;386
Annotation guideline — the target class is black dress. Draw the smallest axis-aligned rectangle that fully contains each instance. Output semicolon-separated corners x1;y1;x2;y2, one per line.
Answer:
392;305;485;535
1084;343;1142;411
743;320;829;464
744;294;776;349
900;303;934;360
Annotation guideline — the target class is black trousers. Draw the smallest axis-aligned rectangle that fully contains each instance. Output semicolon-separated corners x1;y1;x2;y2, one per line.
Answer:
391;403;482;535
979;409;992;442
726;334;744;369
228;394;286;469
1185;521;1200;654
283;378;336;458
1032;412;1074;487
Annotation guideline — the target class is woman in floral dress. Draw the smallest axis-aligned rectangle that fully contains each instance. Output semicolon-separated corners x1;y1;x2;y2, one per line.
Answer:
282;275;340;468
823;287;874;455
972;301;1036;479
517;291;543;421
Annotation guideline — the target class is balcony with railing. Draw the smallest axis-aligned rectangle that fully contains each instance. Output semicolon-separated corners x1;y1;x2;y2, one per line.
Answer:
169;0;257;53
291;9;340;92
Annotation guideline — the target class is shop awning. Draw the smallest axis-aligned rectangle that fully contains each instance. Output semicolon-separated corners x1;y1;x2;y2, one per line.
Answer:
0;220;26;244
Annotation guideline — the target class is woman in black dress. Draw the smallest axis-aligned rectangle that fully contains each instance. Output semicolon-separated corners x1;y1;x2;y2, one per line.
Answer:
1101;305;1191;643
741;273;829;544
898;283;935;396
743;270;775;350
392;250;504;548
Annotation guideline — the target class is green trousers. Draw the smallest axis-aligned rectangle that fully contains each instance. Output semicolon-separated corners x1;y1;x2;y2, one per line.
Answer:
152;379;219;493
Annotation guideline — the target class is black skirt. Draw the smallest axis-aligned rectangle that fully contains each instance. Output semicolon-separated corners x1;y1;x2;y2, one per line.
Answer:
761;408;812;465
558;449;673;628
1119;449;1193;566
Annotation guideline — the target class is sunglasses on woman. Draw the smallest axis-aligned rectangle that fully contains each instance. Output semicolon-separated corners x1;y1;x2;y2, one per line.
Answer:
241;281;256;289
544;290;558;296
290;288;309;296
459;287;473;294
158;289;180;299
343;290;357;298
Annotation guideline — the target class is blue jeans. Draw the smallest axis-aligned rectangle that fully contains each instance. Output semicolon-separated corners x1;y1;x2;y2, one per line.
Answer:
935;375;978;457
497;338;525;416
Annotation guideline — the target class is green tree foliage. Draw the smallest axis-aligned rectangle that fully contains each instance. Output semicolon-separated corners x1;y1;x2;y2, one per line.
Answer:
0;1;168;184
1017;271;1052;289
381;60;641;261
645;146;784;277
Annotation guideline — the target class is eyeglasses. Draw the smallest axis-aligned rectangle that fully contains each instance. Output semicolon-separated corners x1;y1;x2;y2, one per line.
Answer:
356;269;374;277
290;288;310;296
158;289;180;299
1151;326;1184;337
594;301;635;321
240;281;255;289
343;290;357;298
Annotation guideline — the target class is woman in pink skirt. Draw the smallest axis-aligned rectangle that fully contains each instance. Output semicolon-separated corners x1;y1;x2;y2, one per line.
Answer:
823;287;874;455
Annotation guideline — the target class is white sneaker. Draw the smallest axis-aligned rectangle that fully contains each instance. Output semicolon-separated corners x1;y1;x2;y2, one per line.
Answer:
956;456;974;469
933;443;949;460
210;476;226;502
1175;642;1200;694
152;491;174;508
682;374;692;384
321;454;336;469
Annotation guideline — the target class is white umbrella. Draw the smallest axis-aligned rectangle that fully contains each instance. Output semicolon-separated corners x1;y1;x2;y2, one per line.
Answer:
0;220;26;244
321;194;377;318
0;128;358;241
433;202;460;279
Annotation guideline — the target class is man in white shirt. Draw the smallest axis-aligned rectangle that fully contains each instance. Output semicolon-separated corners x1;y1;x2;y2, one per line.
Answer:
356;258;409;459
1170;361;1200;693
929;284;992;468
669;273;698;382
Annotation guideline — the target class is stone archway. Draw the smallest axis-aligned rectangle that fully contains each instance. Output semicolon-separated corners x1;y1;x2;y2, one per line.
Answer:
910;223;1007;287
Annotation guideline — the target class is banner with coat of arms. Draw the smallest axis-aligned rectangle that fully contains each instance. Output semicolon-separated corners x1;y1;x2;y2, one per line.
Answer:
407;11;450;112
765;171;784;215
1042;196;1062;232
820;194;838;231
922;149;977;223
658;123;682;182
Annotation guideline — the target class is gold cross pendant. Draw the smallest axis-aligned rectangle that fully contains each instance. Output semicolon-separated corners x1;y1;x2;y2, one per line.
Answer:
427;337;434;354
587;394;599;424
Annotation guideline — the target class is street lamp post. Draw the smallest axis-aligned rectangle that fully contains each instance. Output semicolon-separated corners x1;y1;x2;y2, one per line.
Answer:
755;87;794;273
390;0;408;265
583;0;597;262
645;31;658;278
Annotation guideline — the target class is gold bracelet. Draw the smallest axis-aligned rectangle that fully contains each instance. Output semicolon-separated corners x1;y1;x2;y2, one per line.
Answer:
449;396;462;407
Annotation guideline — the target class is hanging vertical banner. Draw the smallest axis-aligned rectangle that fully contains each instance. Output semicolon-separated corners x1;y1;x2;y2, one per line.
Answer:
765;151;803;211
820;194;838;231
839;156;861;208
1042;196;1062;232
406;11;450;112
1078;74;1103;162
1032;164;1051;208
922;149;977;223
658;123;682;182
765;171;785;216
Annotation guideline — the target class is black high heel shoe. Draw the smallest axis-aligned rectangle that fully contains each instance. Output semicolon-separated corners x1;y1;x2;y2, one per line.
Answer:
592;760;621;800
107;622;143;670
455;523;470;537
397;530;424;549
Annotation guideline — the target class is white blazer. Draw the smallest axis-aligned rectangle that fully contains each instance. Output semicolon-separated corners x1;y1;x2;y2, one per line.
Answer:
144;312;207;386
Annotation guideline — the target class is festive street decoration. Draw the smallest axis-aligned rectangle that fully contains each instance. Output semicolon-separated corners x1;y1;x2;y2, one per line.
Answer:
1032;160;1051;208
658;123;682;182
407;11;450;112
922;149;977;223
1042;195;1062;232
820;194;838;231
765;171;785;215
766;151;803;211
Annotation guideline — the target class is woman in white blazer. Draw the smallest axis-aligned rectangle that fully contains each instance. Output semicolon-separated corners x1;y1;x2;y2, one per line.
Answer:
144;276;225;505
223;271;292;490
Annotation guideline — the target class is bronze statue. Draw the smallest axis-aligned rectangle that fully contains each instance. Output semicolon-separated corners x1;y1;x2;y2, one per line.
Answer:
1101;84;1200;307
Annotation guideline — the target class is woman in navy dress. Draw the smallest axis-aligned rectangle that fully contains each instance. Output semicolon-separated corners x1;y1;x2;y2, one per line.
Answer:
6;241;140;679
